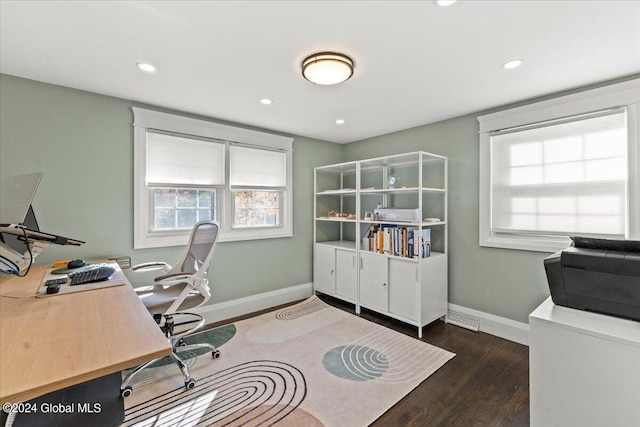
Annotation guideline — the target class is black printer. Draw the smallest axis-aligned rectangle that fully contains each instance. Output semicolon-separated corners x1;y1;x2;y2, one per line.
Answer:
544;237;640;322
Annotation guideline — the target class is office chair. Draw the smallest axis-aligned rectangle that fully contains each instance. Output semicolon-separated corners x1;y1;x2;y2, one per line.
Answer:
120;221;220;397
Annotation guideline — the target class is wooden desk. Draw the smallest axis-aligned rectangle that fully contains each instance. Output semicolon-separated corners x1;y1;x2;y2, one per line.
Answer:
0;264;171;405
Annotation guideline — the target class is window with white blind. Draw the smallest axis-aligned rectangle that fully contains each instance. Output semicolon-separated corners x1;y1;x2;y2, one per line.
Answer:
147;131;224;231
478;79;640;252
133;108;293;248
230;145;286;229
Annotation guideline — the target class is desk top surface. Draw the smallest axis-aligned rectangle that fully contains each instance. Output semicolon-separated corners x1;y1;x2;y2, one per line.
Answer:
530;297;640;348
0;263;172;404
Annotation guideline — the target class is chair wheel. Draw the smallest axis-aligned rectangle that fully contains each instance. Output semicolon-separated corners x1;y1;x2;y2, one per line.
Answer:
121;386;132;398
178;338;187;347
212;350;221;359
185;379;196;390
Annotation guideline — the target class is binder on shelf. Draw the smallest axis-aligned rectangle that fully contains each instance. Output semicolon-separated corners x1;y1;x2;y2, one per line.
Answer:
421;228;431;258
384;227;391;254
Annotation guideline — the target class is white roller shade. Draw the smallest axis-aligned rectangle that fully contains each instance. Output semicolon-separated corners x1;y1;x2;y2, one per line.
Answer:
147;132;224;186
230;145;287;187
490;109;627;237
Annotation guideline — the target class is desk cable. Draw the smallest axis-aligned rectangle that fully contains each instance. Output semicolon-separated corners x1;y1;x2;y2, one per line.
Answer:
0;226;34;277
0;292;37;299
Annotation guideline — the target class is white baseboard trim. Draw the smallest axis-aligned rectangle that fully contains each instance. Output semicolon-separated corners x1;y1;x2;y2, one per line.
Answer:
192;285;529;346
193;283;314;325
447;303;530;346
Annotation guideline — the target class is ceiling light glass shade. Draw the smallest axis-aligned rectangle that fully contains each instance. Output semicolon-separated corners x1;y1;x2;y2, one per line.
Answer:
302;52;354;85
136;62;156;73
502;59;523;69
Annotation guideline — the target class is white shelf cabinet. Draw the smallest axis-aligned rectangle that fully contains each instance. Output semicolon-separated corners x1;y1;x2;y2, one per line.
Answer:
359;252;389;312
313;245;358;302
529;298;640;427
313;152;448;337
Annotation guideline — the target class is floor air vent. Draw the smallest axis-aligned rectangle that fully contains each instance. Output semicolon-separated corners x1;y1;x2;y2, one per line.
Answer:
446;310;480;332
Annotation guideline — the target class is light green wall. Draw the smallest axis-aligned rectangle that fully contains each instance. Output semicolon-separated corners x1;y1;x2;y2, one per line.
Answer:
344;73;640;323
3;72;638;323
0;74;343;304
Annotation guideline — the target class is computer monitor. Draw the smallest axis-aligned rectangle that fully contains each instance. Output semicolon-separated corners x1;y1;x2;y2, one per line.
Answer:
1;172;83;244
0;172;43;225
0;173;84;274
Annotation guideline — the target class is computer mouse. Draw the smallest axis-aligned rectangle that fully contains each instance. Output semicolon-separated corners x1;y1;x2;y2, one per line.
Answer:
67;259;85;269
46;284;61;294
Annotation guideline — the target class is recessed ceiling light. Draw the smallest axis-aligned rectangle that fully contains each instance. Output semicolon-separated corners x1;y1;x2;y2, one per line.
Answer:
259;98;273;105
435;0;457;7
336;119;346;125
502;59;523;70
302;52;354;85
136;62;156;73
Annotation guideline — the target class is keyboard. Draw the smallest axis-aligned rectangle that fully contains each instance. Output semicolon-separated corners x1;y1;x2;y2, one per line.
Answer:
69;266;115;286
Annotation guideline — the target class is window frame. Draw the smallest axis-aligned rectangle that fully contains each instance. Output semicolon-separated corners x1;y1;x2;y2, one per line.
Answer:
133;107;293;249
477;79;640;252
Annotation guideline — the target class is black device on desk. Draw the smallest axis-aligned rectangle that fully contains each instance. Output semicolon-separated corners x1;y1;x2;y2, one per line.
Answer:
544;237;640;321
69;266;115;285
44;266;116;294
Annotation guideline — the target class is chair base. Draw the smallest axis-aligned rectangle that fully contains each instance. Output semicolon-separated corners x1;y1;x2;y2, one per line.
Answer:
121;312;219;397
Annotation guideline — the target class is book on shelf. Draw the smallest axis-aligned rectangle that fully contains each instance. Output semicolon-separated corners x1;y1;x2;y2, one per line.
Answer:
363;224;430;258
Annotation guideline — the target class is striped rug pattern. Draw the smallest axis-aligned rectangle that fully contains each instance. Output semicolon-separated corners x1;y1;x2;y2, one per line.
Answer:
122;296;454;426
123;360;307;427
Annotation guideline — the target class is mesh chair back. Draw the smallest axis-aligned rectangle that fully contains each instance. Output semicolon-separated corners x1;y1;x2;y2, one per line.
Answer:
180;222;219;275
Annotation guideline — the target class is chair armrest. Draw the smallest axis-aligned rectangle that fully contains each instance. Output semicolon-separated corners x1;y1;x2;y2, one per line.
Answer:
132;262;171;273
154;272;193;283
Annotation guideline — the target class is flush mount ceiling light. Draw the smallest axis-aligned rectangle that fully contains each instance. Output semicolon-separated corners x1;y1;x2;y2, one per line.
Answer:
302;52;354;85
136;62;156;73
502;59;524;70
259;98;273;105
435;0;457;6
335;119;346;125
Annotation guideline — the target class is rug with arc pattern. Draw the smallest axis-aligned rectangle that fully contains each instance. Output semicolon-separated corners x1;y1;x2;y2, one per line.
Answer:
121;296;455;426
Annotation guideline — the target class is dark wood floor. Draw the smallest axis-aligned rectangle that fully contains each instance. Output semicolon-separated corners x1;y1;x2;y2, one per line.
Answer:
209;294;530;426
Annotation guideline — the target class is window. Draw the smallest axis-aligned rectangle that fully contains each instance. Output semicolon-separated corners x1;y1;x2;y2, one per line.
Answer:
133;108;293;248
146;131;224;232
153;188;216;230
229;144;286;229
478;79;640;252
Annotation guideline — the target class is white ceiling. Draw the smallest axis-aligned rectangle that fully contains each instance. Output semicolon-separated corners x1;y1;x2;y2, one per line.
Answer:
1;1;639;144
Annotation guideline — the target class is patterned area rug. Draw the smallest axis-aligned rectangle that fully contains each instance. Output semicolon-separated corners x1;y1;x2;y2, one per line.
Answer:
121;296;455;426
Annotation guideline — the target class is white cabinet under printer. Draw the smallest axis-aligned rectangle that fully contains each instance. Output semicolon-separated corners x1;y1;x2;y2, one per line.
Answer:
529;297;640;427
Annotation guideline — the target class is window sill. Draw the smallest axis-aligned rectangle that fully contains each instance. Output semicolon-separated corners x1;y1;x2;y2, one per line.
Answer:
135;227;292;249
218;228;292;243
480;235;572;253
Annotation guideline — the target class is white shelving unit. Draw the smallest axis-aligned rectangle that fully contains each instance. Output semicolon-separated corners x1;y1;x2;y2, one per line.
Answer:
313;152;448;337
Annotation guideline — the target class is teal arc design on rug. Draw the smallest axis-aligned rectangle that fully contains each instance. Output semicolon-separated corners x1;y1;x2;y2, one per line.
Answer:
152;323;236;368
322;344;389;381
